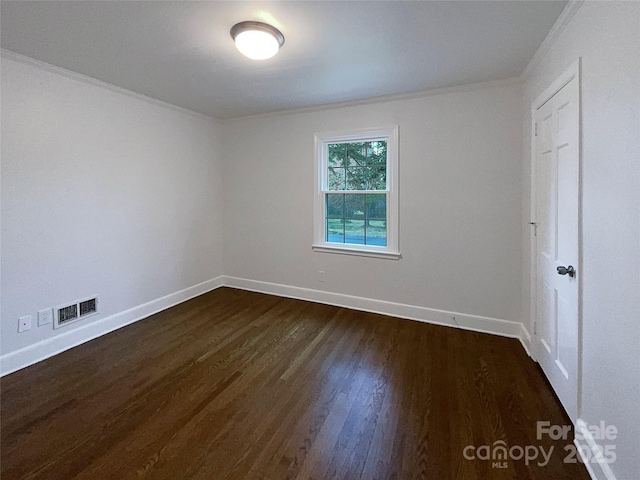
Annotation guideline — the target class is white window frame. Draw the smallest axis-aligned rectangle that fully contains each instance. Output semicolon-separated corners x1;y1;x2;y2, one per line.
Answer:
312;125;400;259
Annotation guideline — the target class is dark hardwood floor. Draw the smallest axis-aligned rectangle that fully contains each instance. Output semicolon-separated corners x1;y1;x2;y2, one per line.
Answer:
1;288;589;479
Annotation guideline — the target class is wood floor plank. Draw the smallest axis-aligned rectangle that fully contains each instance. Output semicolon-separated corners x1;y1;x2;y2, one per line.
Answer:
1;288;591;480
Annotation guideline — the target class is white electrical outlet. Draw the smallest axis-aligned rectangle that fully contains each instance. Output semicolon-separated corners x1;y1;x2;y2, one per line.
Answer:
38;308;53;326
18;315;32;333
319;270;325;282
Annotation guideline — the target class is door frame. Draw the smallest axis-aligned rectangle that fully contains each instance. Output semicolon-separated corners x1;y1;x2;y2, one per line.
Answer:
529;58;583;418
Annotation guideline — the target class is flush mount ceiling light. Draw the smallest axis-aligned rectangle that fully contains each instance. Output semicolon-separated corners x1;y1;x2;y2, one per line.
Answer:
230;21;285;60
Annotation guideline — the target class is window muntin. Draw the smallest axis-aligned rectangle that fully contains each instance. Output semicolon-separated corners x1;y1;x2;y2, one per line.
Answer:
313;126;399;258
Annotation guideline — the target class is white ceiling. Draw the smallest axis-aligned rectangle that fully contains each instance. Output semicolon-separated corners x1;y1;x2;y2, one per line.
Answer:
1;1;567;119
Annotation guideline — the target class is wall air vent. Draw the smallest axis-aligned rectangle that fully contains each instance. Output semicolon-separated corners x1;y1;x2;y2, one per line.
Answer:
79;298;97;317
57;304;78;324
54;295;99;329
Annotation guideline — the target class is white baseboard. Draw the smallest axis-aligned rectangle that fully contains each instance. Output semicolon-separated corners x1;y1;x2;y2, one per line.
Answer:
2;275;530;376
223;276;526;344
0;276;224;377
574;419;618;480
519;323;535;359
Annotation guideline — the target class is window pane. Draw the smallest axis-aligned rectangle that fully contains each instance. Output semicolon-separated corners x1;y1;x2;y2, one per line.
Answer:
346;167;368;190
365;220;387;246
344;219;365;245
327;218;344;243
366;140;387;167
345;194;365;218
368;166;386;190
328;167;345;190
344;166;386;190
328;143;346;167
346;142;367;166
326;193;344;217
365;194;386;219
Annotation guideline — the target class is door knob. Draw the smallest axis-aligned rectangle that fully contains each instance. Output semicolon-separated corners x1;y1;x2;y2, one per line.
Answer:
557;265;576;278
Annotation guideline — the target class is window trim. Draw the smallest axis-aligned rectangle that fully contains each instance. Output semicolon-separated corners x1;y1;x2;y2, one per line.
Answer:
312;126;400;259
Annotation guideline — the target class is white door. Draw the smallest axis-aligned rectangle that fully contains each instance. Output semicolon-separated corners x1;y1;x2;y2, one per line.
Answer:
534;64;580;422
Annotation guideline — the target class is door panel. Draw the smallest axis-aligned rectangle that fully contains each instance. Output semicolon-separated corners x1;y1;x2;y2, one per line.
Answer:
534;73;580;422
540;279;555;355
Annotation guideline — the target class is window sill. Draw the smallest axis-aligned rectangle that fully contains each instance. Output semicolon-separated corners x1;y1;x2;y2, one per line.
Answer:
312;244;401;260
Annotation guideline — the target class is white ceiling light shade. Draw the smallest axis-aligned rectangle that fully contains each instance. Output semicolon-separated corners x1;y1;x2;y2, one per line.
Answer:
230;21;285;60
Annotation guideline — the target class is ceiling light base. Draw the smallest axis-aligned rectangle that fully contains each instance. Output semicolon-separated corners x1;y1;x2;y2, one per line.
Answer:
230;21;284;60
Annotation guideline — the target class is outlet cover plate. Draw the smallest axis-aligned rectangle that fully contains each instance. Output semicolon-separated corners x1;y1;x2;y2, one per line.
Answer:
18;315;32;333
38;308;53;326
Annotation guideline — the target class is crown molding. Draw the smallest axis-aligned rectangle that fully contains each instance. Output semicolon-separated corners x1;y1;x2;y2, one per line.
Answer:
1;49;222;125
2;47;524;125
221;76;523;124
522;0;585;80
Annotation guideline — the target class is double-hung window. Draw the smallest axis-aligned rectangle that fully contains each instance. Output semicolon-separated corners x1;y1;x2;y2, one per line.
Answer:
313;126;400;259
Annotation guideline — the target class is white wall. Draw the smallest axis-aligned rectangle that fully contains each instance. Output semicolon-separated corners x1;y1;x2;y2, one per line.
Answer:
1;54;224;368
221;81;524;326
523;3;640;479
